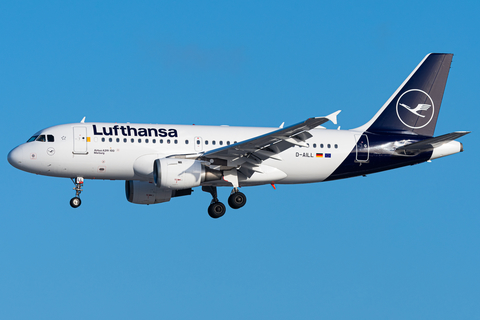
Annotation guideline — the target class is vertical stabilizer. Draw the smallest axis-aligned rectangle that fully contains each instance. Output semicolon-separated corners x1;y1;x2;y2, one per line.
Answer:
360;53;453;136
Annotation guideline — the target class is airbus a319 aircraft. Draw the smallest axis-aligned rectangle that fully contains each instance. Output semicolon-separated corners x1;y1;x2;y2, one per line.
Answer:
8;53;470;218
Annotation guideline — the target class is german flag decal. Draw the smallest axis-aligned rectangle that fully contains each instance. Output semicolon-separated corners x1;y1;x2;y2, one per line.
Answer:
316;153;323;158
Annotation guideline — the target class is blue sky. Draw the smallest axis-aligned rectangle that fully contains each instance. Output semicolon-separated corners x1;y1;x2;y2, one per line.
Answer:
1;1;478;319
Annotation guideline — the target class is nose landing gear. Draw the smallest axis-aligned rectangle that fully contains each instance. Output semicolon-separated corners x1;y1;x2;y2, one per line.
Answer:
70;196;81;208
70;177;84;208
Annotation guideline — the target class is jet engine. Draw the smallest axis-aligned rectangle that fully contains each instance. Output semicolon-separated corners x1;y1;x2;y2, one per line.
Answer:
125;180;173;204
125;180;194;205
153;158;222;189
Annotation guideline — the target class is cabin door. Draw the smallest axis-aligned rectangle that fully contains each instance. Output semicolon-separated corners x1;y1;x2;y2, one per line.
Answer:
355;134;369;162
73;126;88;154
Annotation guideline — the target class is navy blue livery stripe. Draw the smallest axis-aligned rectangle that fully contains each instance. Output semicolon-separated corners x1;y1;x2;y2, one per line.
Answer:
325;133;433;181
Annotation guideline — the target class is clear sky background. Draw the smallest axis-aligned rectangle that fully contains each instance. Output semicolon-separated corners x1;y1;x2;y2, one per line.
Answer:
1;1;478;319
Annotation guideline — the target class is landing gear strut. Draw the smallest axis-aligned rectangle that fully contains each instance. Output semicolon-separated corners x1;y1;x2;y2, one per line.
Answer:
70;177;84;208
203;186;226;219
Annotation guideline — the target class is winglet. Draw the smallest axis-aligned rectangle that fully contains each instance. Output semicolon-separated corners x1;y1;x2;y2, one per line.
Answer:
326;110;341;125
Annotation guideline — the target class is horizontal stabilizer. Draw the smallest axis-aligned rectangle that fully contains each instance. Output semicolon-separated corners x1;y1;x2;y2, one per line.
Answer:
395;131;470;154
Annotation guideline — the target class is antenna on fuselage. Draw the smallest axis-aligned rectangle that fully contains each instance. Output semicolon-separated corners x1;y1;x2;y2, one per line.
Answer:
80;117;86;123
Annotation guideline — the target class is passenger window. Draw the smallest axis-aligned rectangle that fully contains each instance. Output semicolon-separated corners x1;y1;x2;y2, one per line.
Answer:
335;144;338;149
47;135;54;142
227;141;230;145
36;135;46;142
102;138;105;142
219;141;223;146
313;143;317;148
185;140;189;144
131;138;134;143
153;139;156;143
174;139;178;144
320;144;324;148
138;139;142;143
145;139;149;143
327;144;331;148
116;138;120;142
160;139;163;144
109;138;113;142
167;140;170;144
205;140;209;145
212;141;216;145
124;138;127;143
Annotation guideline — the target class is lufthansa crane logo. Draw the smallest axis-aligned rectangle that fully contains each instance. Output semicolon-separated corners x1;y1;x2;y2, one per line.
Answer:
396;89;435;129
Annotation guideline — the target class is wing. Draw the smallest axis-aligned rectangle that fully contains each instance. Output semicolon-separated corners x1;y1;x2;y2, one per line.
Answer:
200;110;341;174
395;131;470;155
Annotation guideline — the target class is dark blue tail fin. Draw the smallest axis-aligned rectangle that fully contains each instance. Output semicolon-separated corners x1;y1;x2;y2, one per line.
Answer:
361;53;453;136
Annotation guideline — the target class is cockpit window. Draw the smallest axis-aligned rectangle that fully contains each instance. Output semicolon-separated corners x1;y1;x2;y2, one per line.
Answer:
27;135;39;143
47;135;54;142
36;135;46;142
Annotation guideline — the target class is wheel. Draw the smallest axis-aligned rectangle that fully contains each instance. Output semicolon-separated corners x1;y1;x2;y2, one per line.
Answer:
208;202;226;219
228;192;246;209
70;197;81;208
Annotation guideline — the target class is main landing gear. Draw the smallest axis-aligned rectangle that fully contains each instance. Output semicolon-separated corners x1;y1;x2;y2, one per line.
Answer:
228;189;247;209
70;177;84;208
202;186;247;219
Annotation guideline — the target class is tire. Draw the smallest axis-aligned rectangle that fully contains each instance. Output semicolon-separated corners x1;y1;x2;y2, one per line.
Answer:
70;197;81;208
228;192;246;209
208;202;226;219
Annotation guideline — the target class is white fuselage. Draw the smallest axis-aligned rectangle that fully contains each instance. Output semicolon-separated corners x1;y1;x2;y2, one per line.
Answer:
9;122;358;186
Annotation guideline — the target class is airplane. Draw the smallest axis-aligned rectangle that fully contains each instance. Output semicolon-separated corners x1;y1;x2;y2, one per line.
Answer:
7;53;470;218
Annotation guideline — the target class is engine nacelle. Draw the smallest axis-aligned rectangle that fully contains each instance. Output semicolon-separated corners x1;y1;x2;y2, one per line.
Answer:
125;180;194;205
153;158;222;190
125;180;172;204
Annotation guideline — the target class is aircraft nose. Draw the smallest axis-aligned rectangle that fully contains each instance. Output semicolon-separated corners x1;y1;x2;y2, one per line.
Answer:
7;146;24;169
